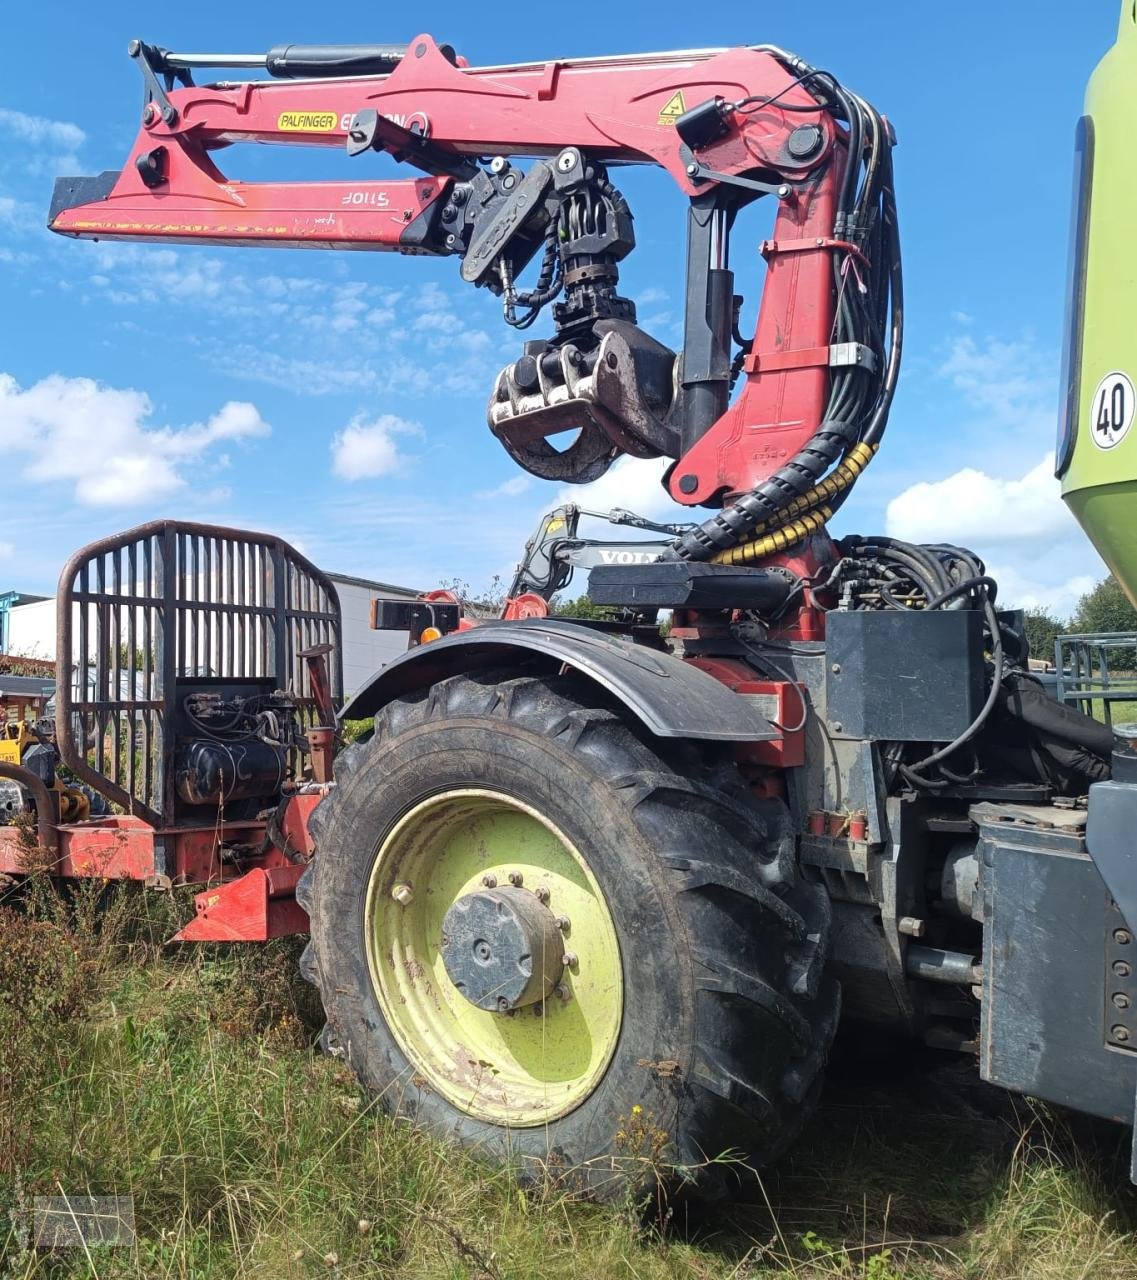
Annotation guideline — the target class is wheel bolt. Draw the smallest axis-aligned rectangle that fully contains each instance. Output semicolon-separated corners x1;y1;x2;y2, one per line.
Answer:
1116;928;1132;945
481;874;497;888
1114;1024;1131;1043
391;883;414;906
1115;960;1132;977
534;885;550;904
508;871;524;887
1115;992;1132;1010
554;983;570;1001
563;951;578;968
555;916;570;932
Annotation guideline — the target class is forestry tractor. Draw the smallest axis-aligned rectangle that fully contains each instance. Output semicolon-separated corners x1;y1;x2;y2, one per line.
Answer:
8;4;1137;1196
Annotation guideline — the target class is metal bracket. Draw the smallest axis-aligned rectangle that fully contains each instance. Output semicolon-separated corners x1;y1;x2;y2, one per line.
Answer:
128;40;191;127
745;342;877;376
679;146;792;199
1106;900;1137;1050
345;107;477;181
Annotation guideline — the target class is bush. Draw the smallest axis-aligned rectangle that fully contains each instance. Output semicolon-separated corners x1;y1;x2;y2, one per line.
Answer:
0;910;90;1171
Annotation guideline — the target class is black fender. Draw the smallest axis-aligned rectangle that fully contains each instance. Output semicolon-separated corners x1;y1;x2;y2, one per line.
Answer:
339;618;776;742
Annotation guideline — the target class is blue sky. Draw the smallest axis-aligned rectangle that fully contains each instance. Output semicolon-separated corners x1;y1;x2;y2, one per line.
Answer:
0;1;1120;616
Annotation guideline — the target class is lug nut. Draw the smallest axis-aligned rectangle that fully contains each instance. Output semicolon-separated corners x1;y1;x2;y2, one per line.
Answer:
1115;992;1132;1010
1114;1024;1131;1043
555;916;570;932
897;916;925;938
391;883;414;906
563;951;578;968
508;871;524;887
481;874;497;888
554;983;571;1001
1115;960;1132;977
534;885;550;904
1116;929;1132;945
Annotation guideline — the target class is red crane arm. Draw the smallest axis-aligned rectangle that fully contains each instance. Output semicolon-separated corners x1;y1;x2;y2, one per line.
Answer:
49;35;898;536
49;36;834;249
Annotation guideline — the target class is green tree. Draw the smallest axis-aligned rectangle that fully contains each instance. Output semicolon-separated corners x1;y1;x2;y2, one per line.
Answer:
550;594;615;620
1073;575;1137;636
1072;575;1137;672
1022;607;1063;666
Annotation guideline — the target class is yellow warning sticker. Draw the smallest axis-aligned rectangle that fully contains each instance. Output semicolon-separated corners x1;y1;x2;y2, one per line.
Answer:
277;110;338;132
658;91;686;126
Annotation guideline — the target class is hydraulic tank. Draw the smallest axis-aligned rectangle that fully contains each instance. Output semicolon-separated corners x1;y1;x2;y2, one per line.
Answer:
1059;2;1137;604
174;739;286;806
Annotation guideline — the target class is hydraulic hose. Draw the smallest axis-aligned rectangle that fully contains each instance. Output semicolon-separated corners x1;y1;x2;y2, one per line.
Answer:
744;442;877;536
711;506;833;566
671;66;902;562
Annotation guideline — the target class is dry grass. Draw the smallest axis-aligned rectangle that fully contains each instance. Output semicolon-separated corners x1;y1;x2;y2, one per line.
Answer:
2;879;1137;1278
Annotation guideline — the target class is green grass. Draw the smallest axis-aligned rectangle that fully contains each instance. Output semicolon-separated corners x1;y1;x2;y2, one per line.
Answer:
1087;698;1137;727
4;882;1137;1279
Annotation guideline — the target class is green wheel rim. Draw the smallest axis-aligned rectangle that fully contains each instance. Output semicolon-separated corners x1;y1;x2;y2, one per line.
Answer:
364;788;623;1125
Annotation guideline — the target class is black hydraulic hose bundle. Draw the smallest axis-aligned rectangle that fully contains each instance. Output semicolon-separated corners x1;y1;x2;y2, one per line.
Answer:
673;59;903;561
827;538;1003;789
828;537;1115;791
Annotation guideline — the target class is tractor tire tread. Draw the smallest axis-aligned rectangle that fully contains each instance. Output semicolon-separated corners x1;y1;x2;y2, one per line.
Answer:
302;665;836;1192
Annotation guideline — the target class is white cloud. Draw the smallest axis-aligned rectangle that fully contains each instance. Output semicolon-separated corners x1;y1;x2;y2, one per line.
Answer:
155;400;269;458
637;287;668;306
555;455;689;527
869;325;1107;616
0;108;84;151
980;562;1097;620
0;372;269;507
79;454;183;507
62;241;505;400
885;451;1102;616
330;413;421;480
0;107;85;175
0;194;39;235
935;333;1054;451
476;475;532;500
886;453;1072;546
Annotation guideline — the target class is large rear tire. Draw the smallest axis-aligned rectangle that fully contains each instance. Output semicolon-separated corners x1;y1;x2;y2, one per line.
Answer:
299;667;838;1197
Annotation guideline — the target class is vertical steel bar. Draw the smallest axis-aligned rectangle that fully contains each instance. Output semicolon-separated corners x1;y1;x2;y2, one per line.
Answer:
143;534;153;810
111;546;121;789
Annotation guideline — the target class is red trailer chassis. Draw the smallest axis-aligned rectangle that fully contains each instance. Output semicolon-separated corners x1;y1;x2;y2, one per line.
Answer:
0;520;342;942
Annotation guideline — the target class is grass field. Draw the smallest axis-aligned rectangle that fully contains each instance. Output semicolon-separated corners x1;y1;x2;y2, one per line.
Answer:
4;880;1137;1279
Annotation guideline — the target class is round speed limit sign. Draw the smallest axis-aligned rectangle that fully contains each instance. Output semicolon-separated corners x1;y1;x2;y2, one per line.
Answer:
1090;370;1135;450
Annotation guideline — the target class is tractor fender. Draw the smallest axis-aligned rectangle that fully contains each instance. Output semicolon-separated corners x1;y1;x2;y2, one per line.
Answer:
339;618;776;742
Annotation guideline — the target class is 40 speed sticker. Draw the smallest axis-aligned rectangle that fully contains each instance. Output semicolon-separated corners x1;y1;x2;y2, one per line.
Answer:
1090;370;1136;450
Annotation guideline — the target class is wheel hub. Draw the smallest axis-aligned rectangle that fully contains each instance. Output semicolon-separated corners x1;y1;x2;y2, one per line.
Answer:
440;885;564;1012
364;788;623;1125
